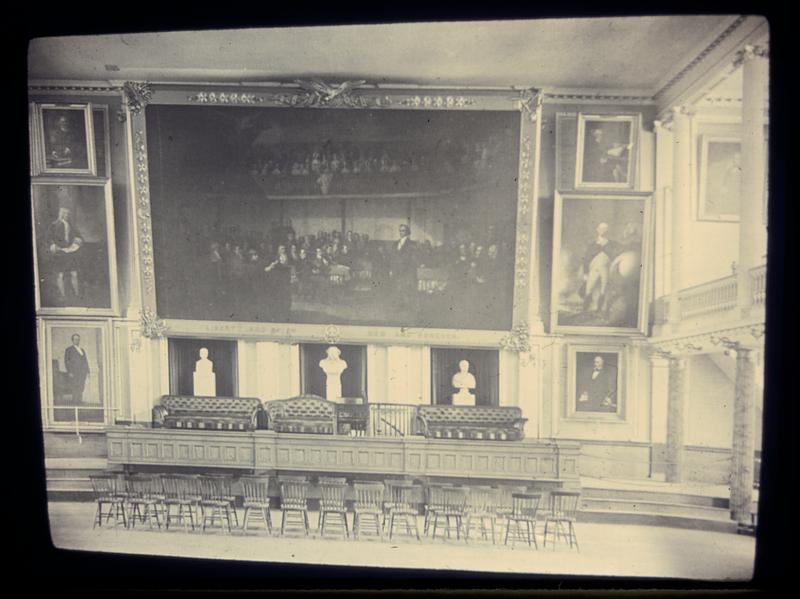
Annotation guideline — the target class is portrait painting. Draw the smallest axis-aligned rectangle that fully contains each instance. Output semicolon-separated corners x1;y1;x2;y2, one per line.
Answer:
32;181;118;313
567;347;623;419
551;191;652;334
35;104;96;175
146;105;519;331
698;135;741;222
43;322;108;427
575;114;638;189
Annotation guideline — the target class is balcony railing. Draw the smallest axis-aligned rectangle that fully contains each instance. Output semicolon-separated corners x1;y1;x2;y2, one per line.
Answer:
676;265;766;320
750;264;767;307
367;403;418;437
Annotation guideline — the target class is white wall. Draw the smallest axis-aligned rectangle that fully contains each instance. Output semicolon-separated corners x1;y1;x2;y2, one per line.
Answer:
685;353;734;448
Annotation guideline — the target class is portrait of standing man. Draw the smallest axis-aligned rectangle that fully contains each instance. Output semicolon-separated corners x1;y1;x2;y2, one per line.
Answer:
64;333;90;403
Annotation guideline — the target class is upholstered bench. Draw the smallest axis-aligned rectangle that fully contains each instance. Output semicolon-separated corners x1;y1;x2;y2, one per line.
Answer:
416;405;527;441
152;395;267;431
265;395;337;435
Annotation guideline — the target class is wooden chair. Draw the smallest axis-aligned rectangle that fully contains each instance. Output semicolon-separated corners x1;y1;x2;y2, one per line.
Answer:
240;476;273;534
386;483;421;541
464;485;498;544
543;491;580;551
423;483;450;536
279;477;311;536
352;481;384;541
318;479;349;539
198;475;235;533
430;486;468;542
207;473;239;528
161;474;198;531
89;474;127;529
125;473;163;530
504;493;542;548
495;484;527;539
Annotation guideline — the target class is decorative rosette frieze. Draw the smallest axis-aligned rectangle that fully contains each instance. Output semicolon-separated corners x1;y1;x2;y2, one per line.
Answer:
516;88;542;123
140;307;168;339
517;136;533;215
399;95;476;108
123;81;153;115
187;91;265;104
133;130;155;294
323;324;342;344
277;79;391;109
500;323;531;353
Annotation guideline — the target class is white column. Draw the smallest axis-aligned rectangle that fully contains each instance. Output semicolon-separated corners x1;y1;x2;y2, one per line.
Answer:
366;345;389;403
255;341;279;401
653;119;674;300
668;106;693;326
737;44;769;317
500;349;519;407
237;340;258;397
387;346;412;405
649;355;670;445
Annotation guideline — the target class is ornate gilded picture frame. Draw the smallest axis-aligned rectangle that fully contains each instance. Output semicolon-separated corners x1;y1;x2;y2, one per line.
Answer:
551;191;653;336
31;179;119;315
39;318;112;430
565;343;626;422
33;103;97;176
126;82;544;349
575;113;639;190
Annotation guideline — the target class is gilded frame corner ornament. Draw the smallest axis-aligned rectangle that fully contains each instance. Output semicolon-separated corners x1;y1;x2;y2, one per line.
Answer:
140;307;168;339
276;79;391;109
517;88;543;123
123;81;153;115
500;323;531;353
323;324;342;345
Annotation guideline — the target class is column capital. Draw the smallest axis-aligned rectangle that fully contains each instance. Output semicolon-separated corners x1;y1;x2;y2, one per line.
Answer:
671;104;696;118
653;118;674;133
733;43;770;69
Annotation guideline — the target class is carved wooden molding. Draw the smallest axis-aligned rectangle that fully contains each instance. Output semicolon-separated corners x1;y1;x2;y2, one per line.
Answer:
654;16;748;100
732;43;770;69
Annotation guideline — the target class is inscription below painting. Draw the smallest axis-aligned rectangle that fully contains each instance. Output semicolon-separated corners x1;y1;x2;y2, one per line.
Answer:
147;105;520;330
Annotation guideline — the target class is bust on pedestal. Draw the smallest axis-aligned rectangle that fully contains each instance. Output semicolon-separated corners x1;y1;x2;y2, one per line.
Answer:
319;346;348;403
451;359;476;406
193;347;216;396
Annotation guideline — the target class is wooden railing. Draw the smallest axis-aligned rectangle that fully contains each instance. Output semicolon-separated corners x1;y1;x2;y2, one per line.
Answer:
676;265;766;319
750;265;767;307
367;403;418;437
678;275;738;318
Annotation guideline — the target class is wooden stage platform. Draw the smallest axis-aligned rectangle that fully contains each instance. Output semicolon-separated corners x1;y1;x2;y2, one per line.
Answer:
106;426;581;485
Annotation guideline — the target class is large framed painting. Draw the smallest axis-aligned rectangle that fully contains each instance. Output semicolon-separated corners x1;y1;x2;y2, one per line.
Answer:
551;191;652;335
566;344;625;422
127;82;543;347
40;320;111;429
575;114;639;190
697;135;741;222
31;180;119;314
32;103;97;176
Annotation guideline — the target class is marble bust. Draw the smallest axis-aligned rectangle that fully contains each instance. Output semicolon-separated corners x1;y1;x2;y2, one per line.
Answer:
319;346;348;402
451;359;476;406
193;347;216;396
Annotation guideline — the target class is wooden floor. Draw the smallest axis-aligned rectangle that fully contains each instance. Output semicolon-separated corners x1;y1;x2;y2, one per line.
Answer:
46;501;755;580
